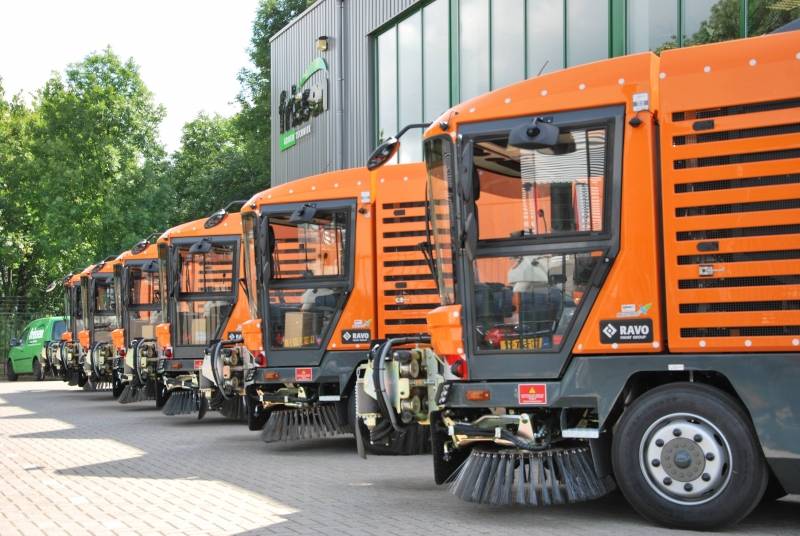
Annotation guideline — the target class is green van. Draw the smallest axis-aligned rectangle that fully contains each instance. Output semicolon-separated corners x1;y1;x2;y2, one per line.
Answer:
7;316;67;381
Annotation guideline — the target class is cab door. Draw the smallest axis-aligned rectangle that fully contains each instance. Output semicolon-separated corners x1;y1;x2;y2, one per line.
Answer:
259;199;356;367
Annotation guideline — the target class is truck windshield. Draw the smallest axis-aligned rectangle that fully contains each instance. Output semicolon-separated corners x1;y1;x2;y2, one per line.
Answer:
265;208;349;349
467;124;610;353
424;137;456;305
127;264;162;340
175;242;236;346
92;277;117;343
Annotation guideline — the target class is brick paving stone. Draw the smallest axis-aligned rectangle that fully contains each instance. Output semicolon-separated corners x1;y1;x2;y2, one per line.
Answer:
1;380;798;536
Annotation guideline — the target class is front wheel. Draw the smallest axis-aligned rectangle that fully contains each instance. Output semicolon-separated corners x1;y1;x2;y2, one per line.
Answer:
6;360;18;382
612;382;768;530
33;358;45;381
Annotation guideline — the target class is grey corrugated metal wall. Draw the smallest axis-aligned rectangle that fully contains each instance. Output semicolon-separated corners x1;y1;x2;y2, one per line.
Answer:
271;0;420;184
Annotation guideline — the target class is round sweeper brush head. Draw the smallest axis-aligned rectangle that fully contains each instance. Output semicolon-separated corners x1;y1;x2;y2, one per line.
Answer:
261;404;345;443
448;446;614;506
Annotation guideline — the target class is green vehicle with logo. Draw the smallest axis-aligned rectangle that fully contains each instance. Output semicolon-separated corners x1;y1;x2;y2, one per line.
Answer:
7;316;68;381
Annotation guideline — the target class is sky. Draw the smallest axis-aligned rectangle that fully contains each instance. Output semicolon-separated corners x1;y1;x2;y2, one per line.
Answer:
0;0;262;152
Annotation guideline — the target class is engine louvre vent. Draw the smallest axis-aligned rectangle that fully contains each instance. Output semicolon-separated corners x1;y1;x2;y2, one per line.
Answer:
660;46;800;353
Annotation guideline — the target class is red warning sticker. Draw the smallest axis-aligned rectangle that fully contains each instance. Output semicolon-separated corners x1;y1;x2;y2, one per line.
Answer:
193;359;204;370
518;383;547;405
295;367;313;382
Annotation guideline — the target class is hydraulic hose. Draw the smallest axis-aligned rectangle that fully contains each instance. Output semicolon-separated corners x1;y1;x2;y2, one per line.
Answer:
209;337;244;400
372;335;431;433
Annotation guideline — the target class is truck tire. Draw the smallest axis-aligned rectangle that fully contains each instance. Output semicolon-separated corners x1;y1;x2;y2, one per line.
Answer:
247;396;269;431
6;360;18;382
33;358;45;381
612;382;767;530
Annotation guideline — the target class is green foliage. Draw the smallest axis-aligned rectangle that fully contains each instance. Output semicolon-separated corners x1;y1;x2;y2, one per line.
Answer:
1;49;167;312
170;113;261;223
236;0;314;190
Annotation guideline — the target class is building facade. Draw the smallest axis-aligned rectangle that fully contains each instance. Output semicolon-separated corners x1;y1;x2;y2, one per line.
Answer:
270;0;799;184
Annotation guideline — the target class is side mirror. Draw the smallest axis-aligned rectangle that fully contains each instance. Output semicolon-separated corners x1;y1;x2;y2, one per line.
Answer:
459;141;475;203
508;118;561;150
367;137;400;170
45;280;59;293
463;213;478;261
289;203;317;224
9;338;20;347
189;238;213;255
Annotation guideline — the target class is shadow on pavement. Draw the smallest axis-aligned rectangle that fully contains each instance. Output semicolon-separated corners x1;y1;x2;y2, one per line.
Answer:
2;382;798;536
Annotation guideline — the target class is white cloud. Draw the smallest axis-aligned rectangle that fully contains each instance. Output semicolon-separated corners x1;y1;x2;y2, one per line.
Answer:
0;0;261;152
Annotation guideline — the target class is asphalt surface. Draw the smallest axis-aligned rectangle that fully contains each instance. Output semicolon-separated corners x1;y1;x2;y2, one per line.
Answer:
0;380;798;536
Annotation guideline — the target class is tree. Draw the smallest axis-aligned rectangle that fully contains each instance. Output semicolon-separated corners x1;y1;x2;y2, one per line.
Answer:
169;113;260;223
3;49;167;310
236;0;313;190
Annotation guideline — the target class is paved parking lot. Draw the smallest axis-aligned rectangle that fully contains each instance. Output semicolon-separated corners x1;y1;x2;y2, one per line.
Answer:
0;380;798;536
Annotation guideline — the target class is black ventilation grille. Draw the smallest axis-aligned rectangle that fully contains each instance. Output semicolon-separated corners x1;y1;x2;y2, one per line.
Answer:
680;300;800;313
676;223;800;241
382;215;426;224
383;259;429;267
681;326;800;338
677;249;800;265
674;173;800;193
674;148;800;170
385;303;440;311
383;245;421;253
679;275;800;289
672;97;800;122
676;198;800;217
385;318;428;325
382;201;427;209
674;123;800;146
384;288;438;296
384;274;434;282
383;230;426;238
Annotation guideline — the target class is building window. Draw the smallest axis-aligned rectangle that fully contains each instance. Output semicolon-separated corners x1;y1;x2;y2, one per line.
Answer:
567;0;610;66
527;0;565;75
683;0;740;46
748;0;800;35
376;0;451;162
459;0;491;100
628;0;679;53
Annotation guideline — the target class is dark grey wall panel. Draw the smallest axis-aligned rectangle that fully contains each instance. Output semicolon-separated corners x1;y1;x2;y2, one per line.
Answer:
271;0;420;184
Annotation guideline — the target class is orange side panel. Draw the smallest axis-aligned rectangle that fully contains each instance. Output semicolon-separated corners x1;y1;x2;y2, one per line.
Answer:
373;164;434;341
658;31;800;353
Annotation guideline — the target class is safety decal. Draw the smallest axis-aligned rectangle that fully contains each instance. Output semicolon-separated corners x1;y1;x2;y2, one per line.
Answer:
600;319;653;344
518;384;547;405
341;329;370;344
193;359;204;370
295;367;313;382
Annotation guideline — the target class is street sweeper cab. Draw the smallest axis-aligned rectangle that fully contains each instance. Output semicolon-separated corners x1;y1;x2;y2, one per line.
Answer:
111;237;162;400
60;266;94;386
360;30;800;530
153;203;252;418
234;164;433;453
77;256;121;391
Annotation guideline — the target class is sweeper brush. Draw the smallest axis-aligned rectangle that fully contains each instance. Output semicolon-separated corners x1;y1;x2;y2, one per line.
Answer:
161;389;199;416
261;404;345;443
449;446;613;506
117;379;155;404
82;376;111;392
215;395;247;421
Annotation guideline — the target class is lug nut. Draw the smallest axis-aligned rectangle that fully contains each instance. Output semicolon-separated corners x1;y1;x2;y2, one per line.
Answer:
663;477;672;486
673;428;682;437
651;459;660;467
702;473;711;482
706;452;715;461
684;483;693;492
655;439;664;447
694;434;702;443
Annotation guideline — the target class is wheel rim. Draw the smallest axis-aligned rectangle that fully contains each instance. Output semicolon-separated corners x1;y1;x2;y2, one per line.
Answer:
639;412;731;506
